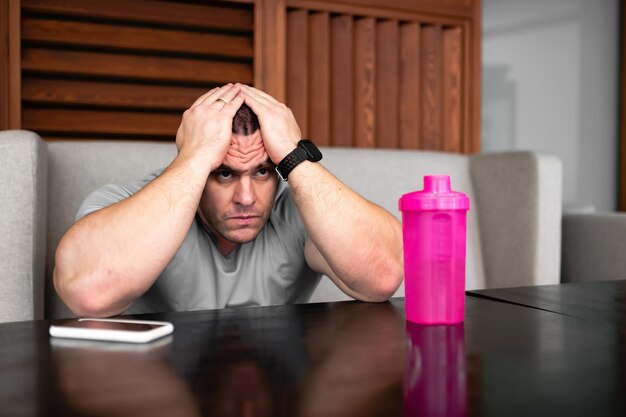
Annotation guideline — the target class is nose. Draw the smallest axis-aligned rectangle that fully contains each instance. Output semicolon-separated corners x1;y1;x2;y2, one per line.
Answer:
234;176;256;207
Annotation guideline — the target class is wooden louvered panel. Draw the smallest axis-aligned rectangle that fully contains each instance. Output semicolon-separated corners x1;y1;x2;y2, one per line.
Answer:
420;25;442;150
18;0;254;141
21;18;253;58
309;12;330;147
442;26;462;152
354;18;376;148
376;20;399;149
5;0;480;150
21;0;253;31
22;78;206;111
287;9;309;136
23;108;180;136
399;22;420;149
330;14;354;147
22;49;253;85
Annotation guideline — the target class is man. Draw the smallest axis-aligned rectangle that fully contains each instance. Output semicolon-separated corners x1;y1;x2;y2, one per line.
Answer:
54;84;404;317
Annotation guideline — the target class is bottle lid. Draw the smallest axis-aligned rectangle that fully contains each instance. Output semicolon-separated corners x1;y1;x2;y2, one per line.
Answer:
399;175;470;212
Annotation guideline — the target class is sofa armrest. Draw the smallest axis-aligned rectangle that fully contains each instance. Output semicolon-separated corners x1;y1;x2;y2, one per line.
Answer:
470;152;562;287
561;212;626;283
0;130;47;323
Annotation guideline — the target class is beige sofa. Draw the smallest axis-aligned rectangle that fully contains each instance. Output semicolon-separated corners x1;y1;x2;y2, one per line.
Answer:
0;130;564;323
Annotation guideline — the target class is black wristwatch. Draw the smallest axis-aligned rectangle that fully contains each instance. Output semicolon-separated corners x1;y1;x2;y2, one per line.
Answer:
275;139;323;181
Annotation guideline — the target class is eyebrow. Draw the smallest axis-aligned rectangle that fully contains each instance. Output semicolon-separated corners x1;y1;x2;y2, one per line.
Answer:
216;159;275;173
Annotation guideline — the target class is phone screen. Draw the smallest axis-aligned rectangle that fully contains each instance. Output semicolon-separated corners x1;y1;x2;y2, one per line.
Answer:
57;319;164;332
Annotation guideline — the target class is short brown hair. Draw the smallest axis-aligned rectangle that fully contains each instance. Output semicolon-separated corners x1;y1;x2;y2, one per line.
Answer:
232;103;260;136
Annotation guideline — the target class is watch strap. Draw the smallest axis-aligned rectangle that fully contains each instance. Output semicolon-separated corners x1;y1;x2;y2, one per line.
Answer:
276;146;308;181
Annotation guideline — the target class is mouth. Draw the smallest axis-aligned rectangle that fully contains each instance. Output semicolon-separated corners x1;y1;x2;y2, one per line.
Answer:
228;215;260;226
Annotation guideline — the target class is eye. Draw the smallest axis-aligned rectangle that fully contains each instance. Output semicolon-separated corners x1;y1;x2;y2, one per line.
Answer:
214;171;234;182
255;168;272;179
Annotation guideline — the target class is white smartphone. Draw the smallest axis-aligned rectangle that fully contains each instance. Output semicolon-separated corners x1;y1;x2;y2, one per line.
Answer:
49;318;174;343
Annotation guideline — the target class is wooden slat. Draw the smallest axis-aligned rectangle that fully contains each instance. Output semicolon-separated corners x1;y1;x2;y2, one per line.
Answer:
22;78;208;110
376;20;399;148
420;25;442;151
442;26;462;152
621;2;626;210
22;18;253;58
399;22;420;149
21;0;253;32
331;14;354;147
0;0;9;129
2;0;21;129
23;108;180;136
287;0;471;23
468;5;481;153
22;49;253;84
308;12;331;147
287;10;309;137
42;136;173;142
255;0;286;101
354;18;376;148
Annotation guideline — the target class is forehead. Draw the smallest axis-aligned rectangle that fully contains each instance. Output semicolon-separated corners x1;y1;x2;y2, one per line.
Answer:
222;131;268;170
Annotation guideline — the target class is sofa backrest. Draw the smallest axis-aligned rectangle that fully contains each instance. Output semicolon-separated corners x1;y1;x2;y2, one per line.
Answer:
0;130;563;322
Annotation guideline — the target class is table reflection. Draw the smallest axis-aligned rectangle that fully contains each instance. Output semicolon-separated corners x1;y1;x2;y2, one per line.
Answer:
404;323;467;417
50;301;407;417
298;302;405;417
51;336;201;417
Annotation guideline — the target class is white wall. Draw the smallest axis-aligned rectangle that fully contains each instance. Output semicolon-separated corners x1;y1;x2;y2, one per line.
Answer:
482;0;619;211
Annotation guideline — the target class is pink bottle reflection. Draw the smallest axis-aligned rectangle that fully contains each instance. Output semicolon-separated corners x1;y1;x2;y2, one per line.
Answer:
404;322;467;417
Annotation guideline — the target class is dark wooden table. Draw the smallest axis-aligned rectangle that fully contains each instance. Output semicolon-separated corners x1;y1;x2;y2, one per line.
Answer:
1;281;626;417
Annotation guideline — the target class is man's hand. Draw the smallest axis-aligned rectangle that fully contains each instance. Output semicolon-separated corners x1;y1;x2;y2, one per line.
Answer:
239;84;302;164
176;83;245;172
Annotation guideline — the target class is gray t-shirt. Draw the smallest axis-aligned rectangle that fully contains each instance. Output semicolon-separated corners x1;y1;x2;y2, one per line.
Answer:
76;169;321;314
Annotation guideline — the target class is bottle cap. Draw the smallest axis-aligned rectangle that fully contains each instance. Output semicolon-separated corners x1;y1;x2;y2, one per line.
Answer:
399;175;470;212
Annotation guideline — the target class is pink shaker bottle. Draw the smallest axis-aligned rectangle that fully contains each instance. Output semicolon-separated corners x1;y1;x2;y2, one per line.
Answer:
398;175;470;324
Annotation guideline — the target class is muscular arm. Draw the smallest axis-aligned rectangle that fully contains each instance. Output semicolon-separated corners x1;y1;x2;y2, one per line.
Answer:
291;163;404;302
54;85;244;317
241;85;403;302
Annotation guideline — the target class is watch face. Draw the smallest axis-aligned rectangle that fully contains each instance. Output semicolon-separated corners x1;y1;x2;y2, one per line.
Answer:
300;140;323;162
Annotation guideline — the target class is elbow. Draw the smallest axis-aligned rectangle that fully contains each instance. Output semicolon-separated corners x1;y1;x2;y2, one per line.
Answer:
359;257;404;303
54;268;119;318
375;263;404;302
54;243;125;318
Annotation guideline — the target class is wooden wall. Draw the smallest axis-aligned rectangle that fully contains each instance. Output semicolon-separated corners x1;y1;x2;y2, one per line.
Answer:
1;0;481;152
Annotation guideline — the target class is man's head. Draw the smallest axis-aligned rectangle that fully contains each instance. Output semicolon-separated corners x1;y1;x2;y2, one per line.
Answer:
198;103;277;256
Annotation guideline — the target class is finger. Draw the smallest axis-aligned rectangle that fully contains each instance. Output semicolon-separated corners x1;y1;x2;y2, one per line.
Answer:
241;84;280;104
239;84;274;106
221;91;245;117
241;91;267;115
197;83;234;107
213;84;242;107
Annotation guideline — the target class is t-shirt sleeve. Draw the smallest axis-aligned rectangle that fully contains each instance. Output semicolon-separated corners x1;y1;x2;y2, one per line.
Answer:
75;168;165;221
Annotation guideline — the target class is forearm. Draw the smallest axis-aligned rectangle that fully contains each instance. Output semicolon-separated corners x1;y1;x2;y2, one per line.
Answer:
289;162;404;299
54;156;212;317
